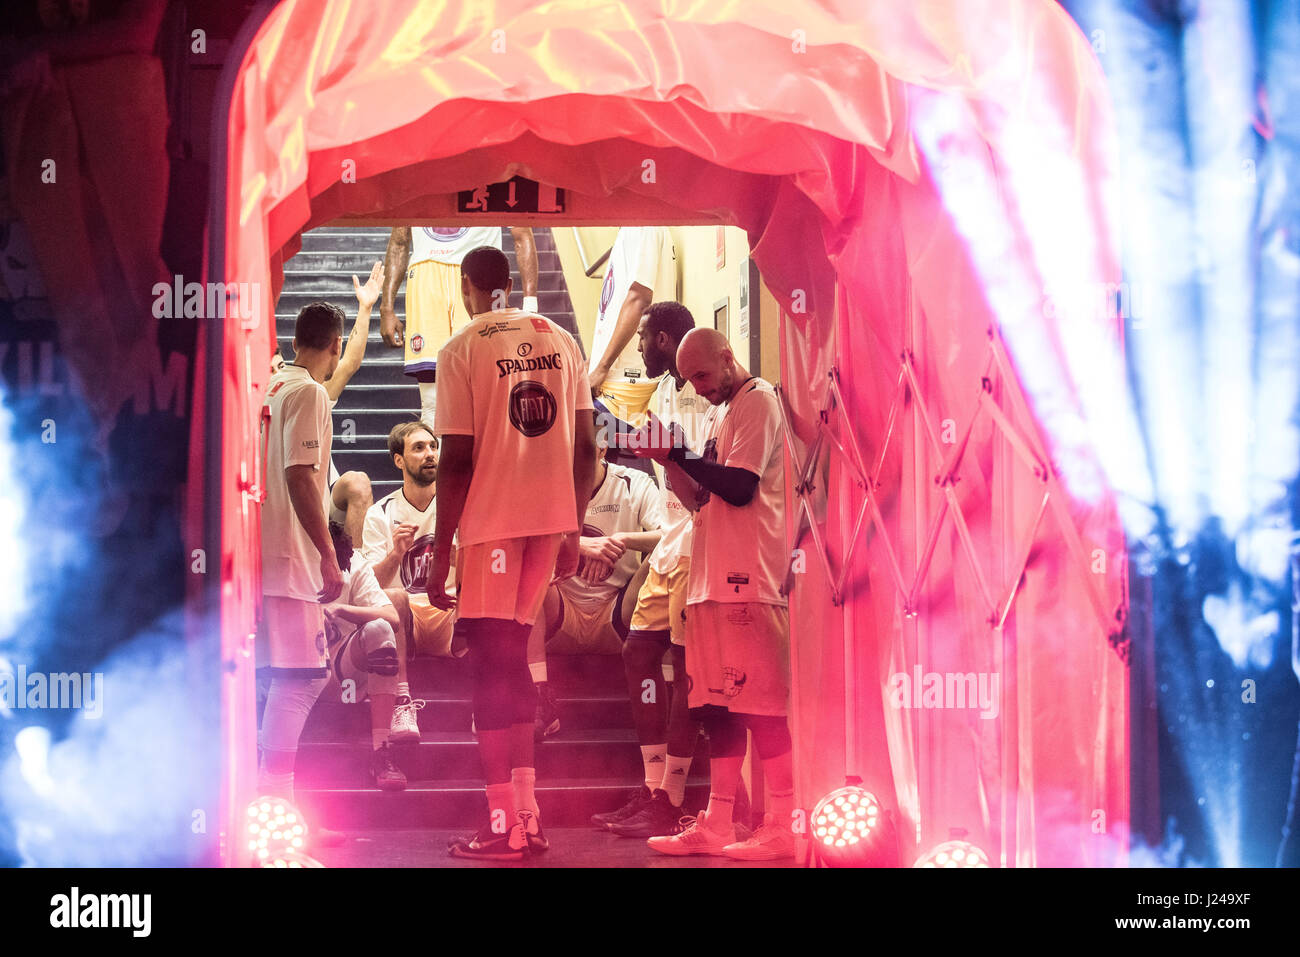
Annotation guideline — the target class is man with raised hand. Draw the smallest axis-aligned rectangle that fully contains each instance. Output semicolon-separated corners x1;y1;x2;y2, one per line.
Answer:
628;327;795;860
427;245;596;861
379;226;539;432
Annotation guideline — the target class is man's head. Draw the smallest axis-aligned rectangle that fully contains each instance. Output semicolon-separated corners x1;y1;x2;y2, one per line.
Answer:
637;301;696;379
460;245;513;318
270;351;285;375
388;421;439;487
329;520;353;572
676;327;746;406
293;301;345;378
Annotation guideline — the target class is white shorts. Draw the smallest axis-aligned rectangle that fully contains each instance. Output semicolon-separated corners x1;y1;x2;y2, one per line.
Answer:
684;601;790;717
263;595;329;678
455;534;563;626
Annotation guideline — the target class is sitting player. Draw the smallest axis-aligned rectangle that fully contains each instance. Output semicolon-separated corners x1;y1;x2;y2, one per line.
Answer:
525;434;663;739
322;521;407;790
361;422;461;742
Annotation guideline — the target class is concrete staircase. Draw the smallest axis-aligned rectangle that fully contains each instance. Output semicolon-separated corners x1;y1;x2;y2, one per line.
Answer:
294;654;715;829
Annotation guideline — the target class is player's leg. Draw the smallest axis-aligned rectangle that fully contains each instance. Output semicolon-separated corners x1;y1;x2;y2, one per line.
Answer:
528;586;564;739
383;588;422;743
723;605;795;860
331;471;373;547
452;615;529;859
663;558;700;809
448;539;537;859
647;704;744;856
508;534;561;850
418;378;437;434
259;597;331;800
601;563;671;830
338;621;406;790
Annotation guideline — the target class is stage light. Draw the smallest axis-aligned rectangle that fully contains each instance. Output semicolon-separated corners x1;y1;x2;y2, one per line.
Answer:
809;784;897;866
914;840;991;868
245;795;312;866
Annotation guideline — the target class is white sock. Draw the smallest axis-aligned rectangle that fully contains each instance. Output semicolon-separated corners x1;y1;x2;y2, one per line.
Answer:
486;782;516;834
529;661;548;683
704;792;735;831
770;788;795;831
640;744;666;792
661;753;692;807
396;682;410;702
512;767;539;817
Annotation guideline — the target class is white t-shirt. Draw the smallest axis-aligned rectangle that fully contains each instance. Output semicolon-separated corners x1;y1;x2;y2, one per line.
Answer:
434;308;594;546
324;554;392;653
647;374;709;574
261;365;333;601
409;226;503;267
687;377;787;607
360;488;455;601
589;227;677;384
564;462;664;605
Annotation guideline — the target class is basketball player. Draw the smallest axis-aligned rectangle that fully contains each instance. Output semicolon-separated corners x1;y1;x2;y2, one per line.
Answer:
323;521;406;791
361;421;462;743
587;226;677;424
526;433;662;740
427;246;596;861
596;301;712;838
628;328;796;860
378;226;539;431
259;301;345;838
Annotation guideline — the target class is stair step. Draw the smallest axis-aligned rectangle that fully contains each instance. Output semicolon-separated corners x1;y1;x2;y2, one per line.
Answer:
294;778;716;829
295;732;711;785
302;693;637;738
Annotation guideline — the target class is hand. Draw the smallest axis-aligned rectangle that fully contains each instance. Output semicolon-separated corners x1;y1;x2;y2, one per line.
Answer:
588;366;609;399
625;412;675;463
579;535;625;565
353;261;384;311
391;522;417;558
426;555;456;609
318;557;344;604
380;308;404;348
553;532;580;580
578;556;614;584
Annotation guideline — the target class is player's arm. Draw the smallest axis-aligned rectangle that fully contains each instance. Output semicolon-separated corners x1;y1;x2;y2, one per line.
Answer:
589;281;652;395
327;261;384;401
669;448;760;508
323;601;400;631
429;435;473;599
613;476;664;553
509;227;539;304
285;465;343;600
380;228;411;347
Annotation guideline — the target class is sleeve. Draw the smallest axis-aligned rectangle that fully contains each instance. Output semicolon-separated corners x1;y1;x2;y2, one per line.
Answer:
359;502;392;568
433;340;475;436
352;563;392;609
279;384;328;469
635;472;665;532
630;227;662;291
570;332;594;412
722;389;782;478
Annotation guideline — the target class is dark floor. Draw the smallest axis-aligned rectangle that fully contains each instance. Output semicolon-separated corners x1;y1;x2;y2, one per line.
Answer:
312;828;801;868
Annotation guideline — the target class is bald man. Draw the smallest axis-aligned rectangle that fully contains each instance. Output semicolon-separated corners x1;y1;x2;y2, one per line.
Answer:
625;328;795;860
